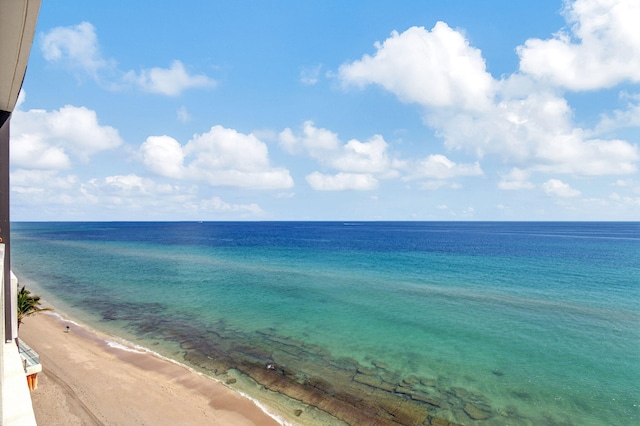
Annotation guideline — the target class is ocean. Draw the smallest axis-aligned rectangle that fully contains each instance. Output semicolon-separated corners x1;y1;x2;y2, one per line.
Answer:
10;222;640;425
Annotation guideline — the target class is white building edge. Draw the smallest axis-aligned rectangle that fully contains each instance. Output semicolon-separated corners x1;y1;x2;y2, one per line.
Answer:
1;1;43;424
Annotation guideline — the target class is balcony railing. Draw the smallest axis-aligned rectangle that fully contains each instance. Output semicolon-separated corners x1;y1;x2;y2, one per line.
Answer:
18;340;41;376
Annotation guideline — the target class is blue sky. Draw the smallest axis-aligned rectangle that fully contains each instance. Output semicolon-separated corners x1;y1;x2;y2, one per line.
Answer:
11;0;640;221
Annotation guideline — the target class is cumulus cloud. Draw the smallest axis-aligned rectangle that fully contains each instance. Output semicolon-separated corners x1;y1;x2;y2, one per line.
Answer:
542;178;582;197
40;22;215;95
141;125;293;189
12;167;265;219
337;2;640;178
434;91;639;175
279;121;398;190
306;172;378;191
498;168;535;190
124;60;216;96
609;192;640;206
332;135;391;173
11;105;123;168
141;136;185;179
339;11;640;178
279;121;341;157
339;23;494;111
517;0;640;90
40;21;109;78
611;178;634;188
11;169;79;194
96;174;154;195
592;92;640;135
411;154;483;180
82;175;200;211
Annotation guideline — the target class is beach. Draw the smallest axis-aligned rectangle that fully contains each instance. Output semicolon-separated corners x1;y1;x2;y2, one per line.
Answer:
19;312;281;426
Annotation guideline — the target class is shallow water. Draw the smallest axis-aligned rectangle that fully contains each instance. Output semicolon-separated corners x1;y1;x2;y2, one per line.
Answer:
11;222;640;425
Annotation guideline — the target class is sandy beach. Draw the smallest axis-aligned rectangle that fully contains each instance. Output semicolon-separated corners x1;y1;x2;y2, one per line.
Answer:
18;313;282;426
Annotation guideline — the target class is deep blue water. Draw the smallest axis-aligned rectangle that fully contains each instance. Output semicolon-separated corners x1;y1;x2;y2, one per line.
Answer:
11;222;640;425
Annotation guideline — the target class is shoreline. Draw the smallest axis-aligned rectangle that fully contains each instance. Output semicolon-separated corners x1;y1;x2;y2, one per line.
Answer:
19;312;284;426
15;282;457;426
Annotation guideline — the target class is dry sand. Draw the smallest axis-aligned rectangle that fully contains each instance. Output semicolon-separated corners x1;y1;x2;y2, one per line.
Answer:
19;313;282;426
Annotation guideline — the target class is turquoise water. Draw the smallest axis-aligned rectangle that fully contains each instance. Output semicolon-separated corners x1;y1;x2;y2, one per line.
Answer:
11;222;640;425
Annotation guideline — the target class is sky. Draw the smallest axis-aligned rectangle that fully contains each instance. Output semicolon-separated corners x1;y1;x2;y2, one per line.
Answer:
10;0;640;221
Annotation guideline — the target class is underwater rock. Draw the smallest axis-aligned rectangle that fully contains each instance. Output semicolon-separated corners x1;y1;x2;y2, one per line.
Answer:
356;366;376;376
411;393;442;408
394;385;413;396
305;376;334;394
372;360;390;370
429;416;461;426
451;387;468;399
463;402;491;420
353;373;395;392
420;378;437;387
402;375;420;386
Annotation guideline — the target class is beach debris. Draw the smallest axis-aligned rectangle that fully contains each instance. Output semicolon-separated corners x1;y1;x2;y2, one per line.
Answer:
293;409;303;417
266;363;277;371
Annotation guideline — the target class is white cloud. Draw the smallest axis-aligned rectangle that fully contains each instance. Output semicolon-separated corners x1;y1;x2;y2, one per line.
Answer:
199;197;264;215
339;23;494;111
498;168;535;190
306;172;378;191
40;21;109;77
517;0;640;90
279;121;341;156
429;91;639;175
276;192;296;199
280;121;397;189
612;178;633;187
141;136;185;179
99;174;153;194
141;125;293;189
336;5;640;178
11;167;267;219
82;175;198;210
332;135;391;173
124;60;216;96
542;178;582;197
11;105;123;168
592;92;640;135
411;154;483;180
10;135;71;170
300;64;322;85
419;180;452;190
11;169;78;193
41;23;215;96
177;106;192;123
609;192;640;206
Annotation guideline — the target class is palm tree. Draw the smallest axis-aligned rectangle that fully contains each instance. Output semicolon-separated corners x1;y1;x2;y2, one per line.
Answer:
17;285;52;330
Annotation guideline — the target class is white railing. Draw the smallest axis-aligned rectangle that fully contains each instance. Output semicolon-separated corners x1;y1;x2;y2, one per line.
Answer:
18;340;41;376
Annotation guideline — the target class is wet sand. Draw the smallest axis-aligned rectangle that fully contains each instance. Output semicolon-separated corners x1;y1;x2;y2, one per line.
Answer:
18;313;281;426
